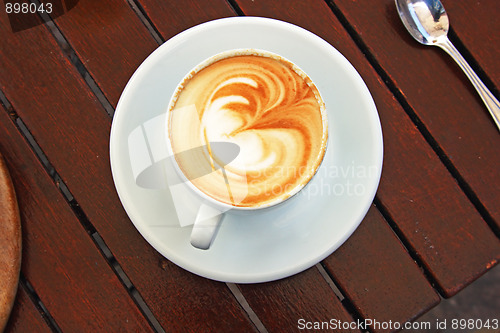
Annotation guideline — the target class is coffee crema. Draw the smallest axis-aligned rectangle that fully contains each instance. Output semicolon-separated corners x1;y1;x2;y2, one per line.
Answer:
168;50;327;207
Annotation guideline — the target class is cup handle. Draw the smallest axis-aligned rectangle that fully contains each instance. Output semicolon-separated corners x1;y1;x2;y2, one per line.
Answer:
190;204;223;250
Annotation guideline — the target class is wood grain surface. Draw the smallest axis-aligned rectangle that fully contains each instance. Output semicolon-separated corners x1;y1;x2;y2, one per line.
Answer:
3;286;51;333
49;0;159;107
441;0;499;89
238;267;360;333
0;103;153;331
137;0;236;40
0;153;21;332
332;0;500;228
324;207;439;332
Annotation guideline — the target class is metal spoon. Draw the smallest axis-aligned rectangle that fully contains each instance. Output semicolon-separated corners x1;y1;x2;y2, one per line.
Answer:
395;0;500;130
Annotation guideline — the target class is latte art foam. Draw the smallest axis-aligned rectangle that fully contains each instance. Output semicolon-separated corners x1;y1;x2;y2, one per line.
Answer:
168;50;327;207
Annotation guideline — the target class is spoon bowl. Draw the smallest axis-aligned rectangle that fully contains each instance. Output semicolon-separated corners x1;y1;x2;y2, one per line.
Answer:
395;0;500;130
396;0;448;44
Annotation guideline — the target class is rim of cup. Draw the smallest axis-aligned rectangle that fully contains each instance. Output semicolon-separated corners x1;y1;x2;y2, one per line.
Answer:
165;48;328;211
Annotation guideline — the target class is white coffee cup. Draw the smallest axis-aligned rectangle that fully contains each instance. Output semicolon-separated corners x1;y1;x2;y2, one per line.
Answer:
165;49;328;249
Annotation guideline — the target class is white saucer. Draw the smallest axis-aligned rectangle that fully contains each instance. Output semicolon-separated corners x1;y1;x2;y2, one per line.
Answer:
110;17;383;283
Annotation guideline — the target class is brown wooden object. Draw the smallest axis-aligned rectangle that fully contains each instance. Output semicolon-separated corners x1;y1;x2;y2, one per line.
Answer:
0;153;21;332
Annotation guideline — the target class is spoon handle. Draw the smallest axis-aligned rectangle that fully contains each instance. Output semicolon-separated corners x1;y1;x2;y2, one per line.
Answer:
437;38;500;131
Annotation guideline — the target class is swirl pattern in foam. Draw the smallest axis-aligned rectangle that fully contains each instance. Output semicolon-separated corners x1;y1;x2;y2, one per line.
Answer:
168;50;327;208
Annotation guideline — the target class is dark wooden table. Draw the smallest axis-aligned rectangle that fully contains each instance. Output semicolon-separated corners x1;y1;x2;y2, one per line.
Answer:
1;0;499;332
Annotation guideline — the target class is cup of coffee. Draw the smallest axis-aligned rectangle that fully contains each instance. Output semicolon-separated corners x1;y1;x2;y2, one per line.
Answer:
165;49;328;249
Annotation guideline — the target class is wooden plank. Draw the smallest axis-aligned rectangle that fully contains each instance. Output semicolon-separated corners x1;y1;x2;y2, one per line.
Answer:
136;0;236;40
324;207;439;333
238;268;360;332
333;0;500;227
442;0;499;89
0;109;153;331
0;5;256;333
4;286;51;333
49;0;159;107
233;0;500;298
48;0;237;107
